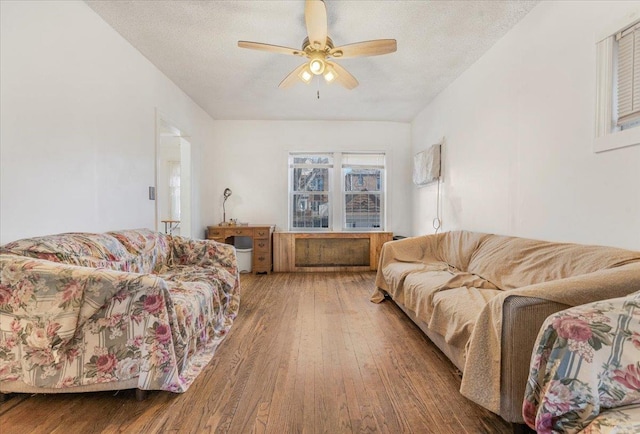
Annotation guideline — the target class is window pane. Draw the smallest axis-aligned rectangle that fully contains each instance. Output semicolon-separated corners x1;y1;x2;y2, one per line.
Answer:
345;193;381;229
293;167;329;192
344;168;381;192
341;153;385;167
292;194;329;228
292;155;331;165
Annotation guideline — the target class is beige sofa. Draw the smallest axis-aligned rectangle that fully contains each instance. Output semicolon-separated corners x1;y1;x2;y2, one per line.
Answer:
372;231;640;423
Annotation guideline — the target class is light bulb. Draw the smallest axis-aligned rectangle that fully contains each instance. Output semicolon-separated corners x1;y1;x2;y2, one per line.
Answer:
309;59;325;75
298;65;313;84
324;69;336;83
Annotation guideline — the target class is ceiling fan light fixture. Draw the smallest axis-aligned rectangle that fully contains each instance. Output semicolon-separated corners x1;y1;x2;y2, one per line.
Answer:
308;52;326;75
298;65;313;84
323;65;337;83
309;58;325;75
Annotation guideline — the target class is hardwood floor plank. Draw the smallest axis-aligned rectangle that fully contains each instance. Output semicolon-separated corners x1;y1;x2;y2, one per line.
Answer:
0;272;513;434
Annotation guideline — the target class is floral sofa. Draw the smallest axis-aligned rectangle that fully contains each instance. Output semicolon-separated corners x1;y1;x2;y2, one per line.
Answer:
0;229;240;396
524;290;640;433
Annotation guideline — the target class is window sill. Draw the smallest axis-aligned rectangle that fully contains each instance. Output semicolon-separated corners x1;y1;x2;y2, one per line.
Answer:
594;127;640;153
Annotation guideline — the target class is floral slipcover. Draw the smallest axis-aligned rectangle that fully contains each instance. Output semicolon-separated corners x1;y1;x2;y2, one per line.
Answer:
523;290;640;433
0;229;239;393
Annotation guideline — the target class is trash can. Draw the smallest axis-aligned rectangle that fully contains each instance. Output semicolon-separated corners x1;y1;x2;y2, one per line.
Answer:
234;236;253;273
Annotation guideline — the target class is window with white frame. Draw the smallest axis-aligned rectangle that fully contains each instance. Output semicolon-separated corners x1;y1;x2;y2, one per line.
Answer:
342;153;385;230
289;153;332;230
615;22;640;129
594;17;640;152
288;152;386;231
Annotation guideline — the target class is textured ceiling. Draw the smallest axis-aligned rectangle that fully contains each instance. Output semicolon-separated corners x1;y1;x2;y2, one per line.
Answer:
86;0;538;122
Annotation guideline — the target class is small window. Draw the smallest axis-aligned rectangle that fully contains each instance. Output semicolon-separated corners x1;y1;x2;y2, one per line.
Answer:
615;22;640;129
594;18;640;152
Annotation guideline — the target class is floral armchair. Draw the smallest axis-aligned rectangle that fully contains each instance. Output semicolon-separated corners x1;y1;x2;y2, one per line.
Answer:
523;290;640;433
0;229;240;395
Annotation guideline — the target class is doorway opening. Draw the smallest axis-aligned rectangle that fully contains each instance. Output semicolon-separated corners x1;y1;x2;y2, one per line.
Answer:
156;113;191;238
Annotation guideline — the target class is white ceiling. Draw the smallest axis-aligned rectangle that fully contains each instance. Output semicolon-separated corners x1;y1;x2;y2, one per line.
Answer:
86;0;538;122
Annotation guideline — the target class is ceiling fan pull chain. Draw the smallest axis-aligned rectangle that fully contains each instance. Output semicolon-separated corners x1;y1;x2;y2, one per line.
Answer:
317;77;320;99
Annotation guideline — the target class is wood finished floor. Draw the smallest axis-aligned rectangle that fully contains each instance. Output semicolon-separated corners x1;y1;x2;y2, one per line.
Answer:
0;272;513;434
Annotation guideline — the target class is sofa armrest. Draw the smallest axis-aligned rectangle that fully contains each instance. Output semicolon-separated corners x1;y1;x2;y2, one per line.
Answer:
169;237;237;270
522;291;640;432
499;295;571;423
0;254;169;352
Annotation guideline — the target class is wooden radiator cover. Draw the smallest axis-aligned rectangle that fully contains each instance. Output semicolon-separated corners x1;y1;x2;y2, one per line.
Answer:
295;238;370;267
273;232;393;272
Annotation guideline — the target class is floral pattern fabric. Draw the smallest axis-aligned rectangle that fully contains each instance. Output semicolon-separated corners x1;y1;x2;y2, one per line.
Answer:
0;229;239;393
523;291;640;433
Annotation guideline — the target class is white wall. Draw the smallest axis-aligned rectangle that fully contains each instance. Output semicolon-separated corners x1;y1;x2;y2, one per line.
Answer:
202;121;412;237
412;1;640;250
0;1;212;243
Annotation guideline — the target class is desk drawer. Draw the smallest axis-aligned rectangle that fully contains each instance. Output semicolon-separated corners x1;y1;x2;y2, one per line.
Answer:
207;228;224;239
255;228;271;239
254;239;270;252
254;252;271;269
227;228;254;237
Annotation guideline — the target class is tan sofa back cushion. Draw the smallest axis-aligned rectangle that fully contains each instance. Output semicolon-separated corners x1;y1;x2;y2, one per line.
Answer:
436;230;491;271
467;234;640;290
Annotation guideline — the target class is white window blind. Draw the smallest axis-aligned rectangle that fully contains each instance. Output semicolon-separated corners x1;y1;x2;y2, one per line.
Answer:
616;22;640;126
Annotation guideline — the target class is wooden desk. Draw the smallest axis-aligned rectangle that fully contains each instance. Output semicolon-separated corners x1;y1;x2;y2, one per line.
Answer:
206;225;275;274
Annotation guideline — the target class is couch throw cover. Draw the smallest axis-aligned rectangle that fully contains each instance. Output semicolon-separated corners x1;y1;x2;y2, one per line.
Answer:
372;231;640;414
0;229;240;393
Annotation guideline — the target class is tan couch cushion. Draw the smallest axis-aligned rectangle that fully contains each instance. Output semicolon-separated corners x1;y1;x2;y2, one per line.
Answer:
429;286;502;348
402;268;498;315
402;270;456;320
436;230;491;271
467;235;640;290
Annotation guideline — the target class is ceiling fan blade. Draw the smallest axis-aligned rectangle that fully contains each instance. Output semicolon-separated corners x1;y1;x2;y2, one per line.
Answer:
330;39;397;59
279;63;308;89
305;0;328;50
327;61;358;90
238;41;304;56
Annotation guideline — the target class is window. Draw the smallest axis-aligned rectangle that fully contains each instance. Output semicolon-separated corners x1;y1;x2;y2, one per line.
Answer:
342;153;385;230
288;152;386;231
289;153;332;230
594;17;640;152
616;22;640;129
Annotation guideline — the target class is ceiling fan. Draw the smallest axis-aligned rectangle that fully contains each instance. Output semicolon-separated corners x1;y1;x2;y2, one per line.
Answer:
238;0;397;90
